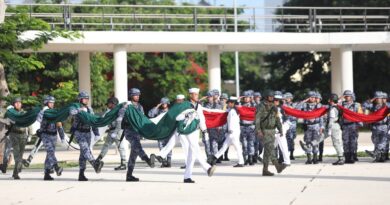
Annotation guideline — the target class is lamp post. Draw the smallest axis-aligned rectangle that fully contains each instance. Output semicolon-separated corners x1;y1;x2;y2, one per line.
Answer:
234;0;240;97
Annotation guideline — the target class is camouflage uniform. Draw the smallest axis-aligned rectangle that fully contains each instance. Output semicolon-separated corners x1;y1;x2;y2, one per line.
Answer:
253;92;263;161
255;98;286;176
203;99;224;156
97;108;127;170
370;104;388;162
283;98;297;159
327;103;344;165
240;100;256;165
122;89;155;182
70;106;100;171
299;94;324;164
37;103;65;178
341;100;362;163
6;104;33;179
148;102;171;166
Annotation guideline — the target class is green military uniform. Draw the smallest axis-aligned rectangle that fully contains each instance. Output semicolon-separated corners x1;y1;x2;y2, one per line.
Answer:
8;110;32;180
255;97;287;176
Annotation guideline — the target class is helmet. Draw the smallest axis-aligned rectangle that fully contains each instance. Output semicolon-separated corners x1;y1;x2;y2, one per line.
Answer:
243;91;253;97
253;92;262;98
129;88;141;97
160;97;170;105
220;93;228;100
210;89;220;96
374;91;383;99
343;90;353;97
78;91;90;100
315;92;322;100
263;90;275;98
106;97;119;105
307;91;317;98
283;92;293;99
12;97;22;105
44;96;56;105
206;90;213;97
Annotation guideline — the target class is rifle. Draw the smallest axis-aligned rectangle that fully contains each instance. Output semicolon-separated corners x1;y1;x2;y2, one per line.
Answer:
0;124;12;143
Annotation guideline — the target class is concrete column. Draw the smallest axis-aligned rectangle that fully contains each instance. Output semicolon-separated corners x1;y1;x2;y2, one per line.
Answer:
78;51;91;102
330;48;342;95
114;44;128;102
330;46;353;95
207;45;221;92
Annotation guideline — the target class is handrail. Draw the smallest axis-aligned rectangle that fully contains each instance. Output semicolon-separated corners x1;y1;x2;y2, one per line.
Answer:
4;3;390;32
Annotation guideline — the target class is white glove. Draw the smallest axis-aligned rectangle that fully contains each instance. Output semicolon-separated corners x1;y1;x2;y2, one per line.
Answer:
388;129;390;135
110;133;117;139
27;135;32;143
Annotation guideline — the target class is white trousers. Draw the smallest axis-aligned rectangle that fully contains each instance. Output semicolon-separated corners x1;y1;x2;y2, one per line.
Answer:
158;131;188;164
214;131;244;165
184;130;211;179
275;122;291;165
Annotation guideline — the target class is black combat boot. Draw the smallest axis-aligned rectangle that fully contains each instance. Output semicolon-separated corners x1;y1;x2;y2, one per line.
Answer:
44;169;54;181
166;157;172;168
90;160;104;173
22;155;33;167
207;166;216;177
208;155;218;166
332;156;345;165
184;178;195;183
305;154;312;164
290;150;295;160
54;164;63;176
272;160;287;173
344;152;353;164
78;169;88;181
95;154;103;164
0;164;7;174
12;167;20;180
223;149;230;161
152;154;163;164
216;156;223;164
126;169;139;182
253;155;258;164
313;154;319;164
114;159;127;171
141;155;155;168
248;155;254;165
262;163;274;176
244;155;249;165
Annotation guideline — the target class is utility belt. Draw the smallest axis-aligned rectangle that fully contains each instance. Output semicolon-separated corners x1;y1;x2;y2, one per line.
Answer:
10;129;26;134
76;128;91;133
372;122;387;127
304;122;320;126
240;120;254;126
42;130;57;135
343;122;356;126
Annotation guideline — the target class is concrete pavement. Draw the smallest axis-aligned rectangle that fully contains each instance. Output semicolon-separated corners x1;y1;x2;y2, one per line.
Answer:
0;131;389;205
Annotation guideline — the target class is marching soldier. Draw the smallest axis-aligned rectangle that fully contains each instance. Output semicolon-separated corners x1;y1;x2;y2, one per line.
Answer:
69;91;104;181
121;88;155;182
253;92;263;163
37;96;65;180
327;94;345;165
181;88;216;183
148;97;171;167
255;90;287;176
95;97;127;171
5;97;33;179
